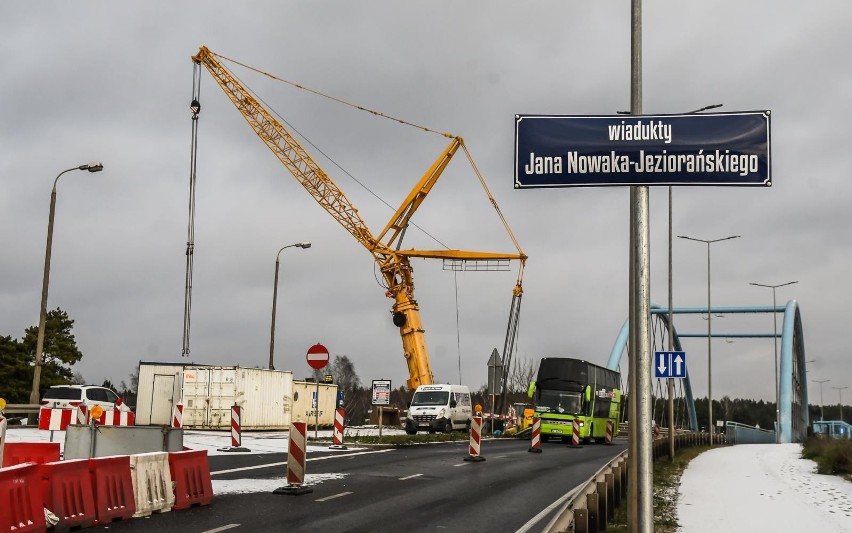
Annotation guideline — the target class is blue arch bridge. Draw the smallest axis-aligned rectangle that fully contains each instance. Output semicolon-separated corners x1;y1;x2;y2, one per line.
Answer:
605;300;810;443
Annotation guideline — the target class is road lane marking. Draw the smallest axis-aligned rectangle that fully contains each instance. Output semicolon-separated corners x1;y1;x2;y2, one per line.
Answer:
203;524;240;533
452;462;470;467
399;473;423;480
211;448;394;475
316;491;352;502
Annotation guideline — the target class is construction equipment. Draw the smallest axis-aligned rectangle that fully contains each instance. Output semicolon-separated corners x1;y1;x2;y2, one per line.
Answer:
191;46;526;390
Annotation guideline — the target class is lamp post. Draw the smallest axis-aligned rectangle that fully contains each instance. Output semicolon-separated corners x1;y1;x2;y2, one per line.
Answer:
812;379;830;421
31;162;104;405
832;386;848;421
677;234;740;445
749;280;798;443
268;241;311;370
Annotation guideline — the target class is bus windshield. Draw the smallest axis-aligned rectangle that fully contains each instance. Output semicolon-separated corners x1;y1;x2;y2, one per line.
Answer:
536;390;582;414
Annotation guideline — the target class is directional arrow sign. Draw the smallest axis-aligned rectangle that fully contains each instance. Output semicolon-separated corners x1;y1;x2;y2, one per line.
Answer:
654;351;687;379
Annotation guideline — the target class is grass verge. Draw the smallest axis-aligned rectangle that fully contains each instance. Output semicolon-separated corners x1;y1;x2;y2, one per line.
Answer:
801;436;852;480
605;445;710;533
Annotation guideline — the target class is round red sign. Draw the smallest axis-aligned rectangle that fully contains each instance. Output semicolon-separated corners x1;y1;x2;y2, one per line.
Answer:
306;343;330;370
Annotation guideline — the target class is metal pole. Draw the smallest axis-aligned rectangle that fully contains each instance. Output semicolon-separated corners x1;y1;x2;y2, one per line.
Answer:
629;1;653;530
31;163;103;405
833;386;847;421
269;256;281;370
749;281;797;443
706;241;713;445
315;379;320;439
269;242;310;371
667;186;675;460
812;379;829;421
677;235;739;446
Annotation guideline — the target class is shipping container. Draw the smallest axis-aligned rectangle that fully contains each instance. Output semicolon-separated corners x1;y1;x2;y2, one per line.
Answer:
135;362;336;429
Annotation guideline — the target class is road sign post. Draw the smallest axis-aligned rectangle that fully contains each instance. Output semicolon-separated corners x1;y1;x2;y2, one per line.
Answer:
306;344;329;439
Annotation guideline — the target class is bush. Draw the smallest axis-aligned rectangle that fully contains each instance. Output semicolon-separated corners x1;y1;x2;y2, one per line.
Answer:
802;436;852;478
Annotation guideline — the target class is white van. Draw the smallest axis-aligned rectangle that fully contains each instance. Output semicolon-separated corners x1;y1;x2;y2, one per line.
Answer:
404;384;472;434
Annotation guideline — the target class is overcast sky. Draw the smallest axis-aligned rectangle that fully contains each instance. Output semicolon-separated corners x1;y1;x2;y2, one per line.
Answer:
2;1;849;406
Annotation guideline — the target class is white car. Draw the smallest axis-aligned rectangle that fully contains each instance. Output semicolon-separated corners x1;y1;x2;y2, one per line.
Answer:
40;385;132;413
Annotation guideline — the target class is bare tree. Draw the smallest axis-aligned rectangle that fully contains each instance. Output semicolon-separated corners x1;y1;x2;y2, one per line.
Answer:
507;356;537;394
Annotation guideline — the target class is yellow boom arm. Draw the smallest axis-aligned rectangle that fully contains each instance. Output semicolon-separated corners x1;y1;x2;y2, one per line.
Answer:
193;46;525;389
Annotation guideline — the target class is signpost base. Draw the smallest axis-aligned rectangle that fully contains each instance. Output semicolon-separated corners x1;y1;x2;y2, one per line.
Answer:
273;485;313;496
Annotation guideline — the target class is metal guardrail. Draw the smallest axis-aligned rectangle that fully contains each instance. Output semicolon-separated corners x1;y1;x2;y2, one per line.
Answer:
725;421;776;444
1;403;40;415
545;431;720;532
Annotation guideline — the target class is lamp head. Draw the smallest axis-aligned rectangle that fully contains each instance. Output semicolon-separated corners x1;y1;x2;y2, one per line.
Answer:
298;242;312;249
81;162;104;173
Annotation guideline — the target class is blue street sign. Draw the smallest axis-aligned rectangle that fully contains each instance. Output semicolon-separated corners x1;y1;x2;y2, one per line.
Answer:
654;351;687;379
514;111;771;188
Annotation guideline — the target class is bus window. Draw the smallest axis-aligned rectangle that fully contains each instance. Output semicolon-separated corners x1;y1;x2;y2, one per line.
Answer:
538;390;582;414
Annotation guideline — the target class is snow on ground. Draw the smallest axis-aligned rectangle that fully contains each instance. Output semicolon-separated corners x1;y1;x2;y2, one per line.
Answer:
677;443;852;532
7;426;850;528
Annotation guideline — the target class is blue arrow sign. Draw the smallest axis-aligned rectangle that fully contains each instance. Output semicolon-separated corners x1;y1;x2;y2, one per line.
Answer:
654;351;687;378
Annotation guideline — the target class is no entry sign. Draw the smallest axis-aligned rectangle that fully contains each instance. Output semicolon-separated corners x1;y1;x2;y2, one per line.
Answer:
306;343;330;370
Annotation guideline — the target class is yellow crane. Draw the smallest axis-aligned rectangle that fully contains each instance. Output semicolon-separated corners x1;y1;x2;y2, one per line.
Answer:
191;46;526;390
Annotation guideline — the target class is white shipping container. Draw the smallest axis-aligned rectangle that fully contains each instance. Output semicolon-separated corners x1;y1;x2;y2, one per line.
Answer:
135;362;317;430
292;381;338;427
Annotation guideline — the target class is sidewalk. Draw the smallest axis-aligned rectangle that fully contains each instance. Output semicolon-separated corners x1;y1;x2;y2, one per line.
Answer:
677;443;852;532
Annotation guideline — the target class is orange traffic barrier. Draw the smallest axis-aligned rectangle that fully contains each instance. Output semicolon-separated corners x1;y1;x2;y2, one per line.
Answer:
168;449;213;510
40;458;97;530
89;455;136;525
0;462;45;532
1;441;60;467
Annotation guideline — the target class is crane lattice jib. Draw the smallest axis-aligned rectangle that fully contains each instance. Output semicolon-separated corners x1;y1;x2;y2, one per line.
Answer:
193;47;378;254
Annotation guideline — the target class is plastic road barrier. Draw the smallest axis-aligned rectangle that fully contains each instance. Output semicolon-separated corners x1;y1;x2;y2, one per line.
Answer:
0;462;45;532
464;416;486;462
40;458;97;530
329;408;347;450
89;455;136;525
273;420;312;495
217;405;250;452
568;418;584;448
528;417;542;453
168;449;213;510
606;419;614;444
130;451;175;517
2;441;61;467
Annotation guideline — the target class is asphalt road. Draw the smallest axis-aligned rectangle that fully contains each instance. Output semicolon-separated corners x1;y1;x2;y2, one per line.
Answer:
96;437;627;533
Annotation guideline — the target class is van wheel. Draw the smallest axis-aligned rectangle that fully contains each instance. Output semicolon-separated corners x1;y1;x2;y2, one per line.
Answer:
443;420;453;433
405;428;417;435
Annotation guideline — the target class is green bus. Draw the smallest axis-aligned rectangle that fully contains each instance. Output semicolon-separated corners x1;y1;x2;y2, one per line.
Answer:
527;357;622;443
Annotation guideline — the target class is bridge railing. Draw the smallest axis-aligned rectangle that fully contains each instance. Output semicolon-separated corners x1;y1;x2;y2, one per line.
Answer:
813;420;852;440
725;421;776;445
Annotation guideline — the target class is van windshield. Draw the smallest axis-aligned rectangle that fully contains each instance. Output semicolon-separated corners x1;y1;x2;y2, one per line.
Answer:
411;391;450;406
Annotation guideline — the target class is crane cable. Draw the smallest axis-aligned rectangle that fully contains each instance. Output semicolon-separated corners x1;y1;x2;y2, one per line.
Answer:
212;51;455;140
182;64;202;357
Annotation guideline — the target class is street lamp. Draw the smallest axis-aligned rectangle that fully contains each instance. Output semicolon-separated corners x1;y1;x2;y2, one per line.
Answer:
677;234;740;445
749;280;798;442
268;241;311;370
832;386;848;421
812;379;830;421
30;162;104;404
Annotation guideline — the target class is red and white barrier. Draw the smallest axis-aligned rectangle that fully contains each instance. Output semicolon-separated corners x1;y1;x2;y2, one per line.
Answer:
39;408;75;431
528;417;542;453
464;416;486;462
605;419;614;444
172;402;184;428
231;405;242;447
329;408;347;450
568;418;583;448
273;420;312;495
38;406;134;431
217;404;250;452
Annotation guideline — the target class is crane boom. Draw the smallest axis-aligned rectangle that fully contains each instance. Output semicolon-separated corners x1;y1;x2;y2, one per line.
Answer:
192;46;526;390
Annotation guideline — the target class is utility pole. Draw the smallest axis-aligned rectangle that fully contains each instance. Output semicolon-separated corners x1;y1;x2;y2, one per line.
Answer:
813;379;830;421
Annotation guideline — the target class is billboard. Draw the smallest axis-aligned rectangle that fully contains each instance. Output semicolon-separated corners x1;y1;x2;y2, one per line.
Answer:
514;111;771;188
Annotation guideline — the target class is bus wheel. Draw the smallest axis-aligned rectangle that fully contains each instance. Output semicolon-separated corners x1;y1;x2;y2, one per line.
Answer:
541;435;550;443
